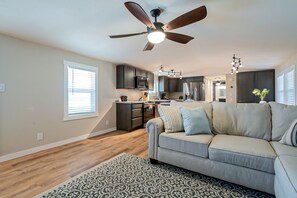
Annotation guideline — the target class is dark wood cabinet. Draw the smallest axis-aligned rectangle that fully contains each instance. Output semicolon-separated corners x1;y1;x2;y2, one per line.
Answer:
159;76;169;92
135;69;147;78
237;70;275;103
177;78;184;92
159;76;204;93
159;76;179;92
169;78;178;92
147;72;154;90
117;65;154;90
116;65;135;89
116;103;144;131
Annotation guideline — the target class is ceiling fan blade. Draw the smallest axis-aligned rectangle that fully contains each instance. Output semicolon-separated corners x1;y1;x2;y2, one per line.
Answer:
165;32;194;44
143;42;154;51
163;5;207;31
109;32;147;38
125;2;156;29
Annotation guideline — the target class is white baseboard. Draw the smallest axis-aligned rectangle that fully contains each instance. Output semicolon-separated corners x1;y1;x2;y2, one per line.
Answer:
0;127;116;163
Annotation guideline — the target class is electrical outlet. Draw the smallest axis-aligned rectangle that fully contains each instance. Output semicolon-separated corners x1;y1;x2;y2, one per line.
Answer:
105;120;109;125
37;132;44;141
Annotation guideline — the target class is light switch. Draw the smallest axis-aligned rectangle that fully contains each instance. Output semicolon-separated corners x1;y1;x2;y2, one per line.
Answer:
0;83;5;92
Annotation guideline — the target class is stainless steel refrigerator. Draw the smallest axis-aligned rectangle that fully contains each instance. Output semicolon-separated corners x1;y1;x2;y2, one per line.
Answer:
183;82;205;101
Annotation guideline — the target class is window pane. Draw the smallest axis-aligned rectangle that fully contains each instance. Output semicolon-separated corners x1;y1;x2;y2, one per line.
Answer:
68;67;96;90
66;62;97;117
277;75;284;103
68;92;95;114
285;69;295;105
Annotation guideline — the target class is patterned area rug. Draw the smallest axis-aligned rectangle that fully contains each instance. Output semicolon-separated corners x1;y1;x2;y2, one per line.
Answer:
35;153;274;198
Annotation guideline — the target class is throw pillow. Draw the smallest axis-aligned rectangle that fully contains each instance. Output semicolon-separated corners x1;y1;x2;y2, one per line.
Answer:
158;105;183;132
180;106;212;135
280;119;297;147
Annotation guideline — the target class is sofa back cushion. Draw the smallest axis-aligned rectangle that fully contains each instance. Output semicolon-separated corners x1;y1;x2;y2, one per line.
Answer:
170;101;213;130
213;102;271;141
270;102;297;141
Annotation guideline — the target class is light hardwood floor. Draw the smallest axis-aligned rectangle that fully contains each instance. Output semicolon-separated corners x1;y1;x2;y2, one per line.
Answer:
0;129;148;198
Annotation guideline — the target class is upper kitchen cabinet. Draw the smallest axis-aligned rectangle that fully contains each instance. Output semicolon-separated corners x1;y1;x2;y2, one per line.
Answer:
237;70;275;103
159;76;169;92
116;65;154;90
159;76;204;92
147;72;154;90
168;78;178;92
116;65;135;89
135;69;147;78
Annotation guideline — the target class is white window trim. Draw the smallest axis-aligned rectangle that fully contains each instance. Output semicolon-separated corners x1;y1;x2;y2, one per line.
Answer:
64;60;98;121
276;64;296;105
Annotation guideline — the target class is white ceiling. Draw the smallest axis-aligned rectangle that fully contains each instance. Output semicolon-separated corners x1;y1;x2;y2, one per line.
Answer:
0;0;297;76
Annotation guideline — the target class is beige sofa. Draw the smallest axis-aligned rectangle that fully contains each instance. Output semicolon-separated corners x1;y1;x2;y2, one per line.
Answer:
146;101;297;197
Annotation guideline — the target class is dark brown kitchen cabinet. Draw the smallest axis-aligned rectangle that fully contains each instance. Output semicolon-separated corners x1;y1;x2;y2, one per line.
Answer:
147;72;154;90
135;69;147;78
159;76;169;92
116;65;135;89
116;103;144;131
237;70;275;103
159;77;180;92
168;78;178;92
177;78;184;92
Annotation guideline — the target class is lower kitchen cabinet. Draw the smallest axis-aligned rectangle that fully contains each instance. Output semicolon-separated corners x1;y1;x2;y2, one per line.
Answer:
116;103;144;131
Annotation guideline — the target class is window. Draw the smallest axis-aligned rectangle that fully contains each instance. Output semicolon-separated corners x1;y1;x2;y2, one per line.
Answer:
276;65;295;105
64;61;98;120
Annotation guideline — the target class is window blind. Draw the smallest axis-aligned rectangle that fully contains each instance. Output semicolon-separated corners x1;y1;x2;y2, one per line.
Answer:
285;69;295;105
277;74;284;103
68;67;96;115
276;65;295;105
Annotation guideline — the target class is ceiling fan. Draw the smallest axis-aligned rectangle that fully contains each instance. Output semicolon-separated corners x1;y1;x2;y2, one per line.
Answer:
109;1;207;51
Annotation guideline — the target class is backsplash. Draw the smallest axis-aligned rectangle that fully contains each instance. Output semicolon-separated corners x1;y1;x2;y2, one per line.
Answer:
116;89;143;101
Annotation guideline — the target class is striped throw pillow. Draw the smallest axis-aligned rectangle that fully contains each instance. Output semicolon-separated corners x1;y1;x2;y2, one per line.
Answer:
158;105;184;132
280;119;297;147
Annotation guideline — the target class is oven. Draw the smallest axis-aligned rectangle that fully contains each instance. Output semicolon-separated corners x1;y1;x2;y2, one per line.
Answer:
144;103;155;124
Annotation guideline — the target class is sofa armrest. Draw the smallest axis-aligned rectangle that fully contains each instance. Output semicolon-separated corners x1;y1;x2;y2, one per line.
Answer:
146;118;164;159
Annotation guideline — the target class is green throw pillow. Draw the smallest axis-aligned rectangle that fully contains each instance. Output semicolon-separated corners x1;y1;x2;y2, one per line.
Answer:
180;106;212;135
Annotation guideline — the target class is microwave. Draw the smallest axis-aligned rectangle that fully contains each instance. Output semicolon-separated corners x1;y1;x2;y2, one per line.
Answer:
135;76;148;89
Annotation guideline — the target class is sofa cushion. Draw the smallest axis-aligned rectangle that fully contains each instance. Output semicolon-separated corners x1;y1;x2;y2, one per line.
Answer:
179;106;212;135
209;135;276;173
270;141;297;157
158;105;183;132
270;102;297;141
212;102;271;141
159;132;213;158
170;101;213;130
280;118;297;147
275;156;297;198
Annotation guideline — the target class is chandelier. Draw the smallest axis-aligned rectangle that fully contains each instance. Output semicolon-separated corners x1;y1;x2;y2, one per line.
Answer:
159;66;183;79
231;54;243;75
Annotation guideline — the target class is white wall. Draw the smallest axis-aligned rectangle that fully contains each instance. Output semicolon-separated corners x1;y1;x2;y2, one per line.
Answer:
275;52;297;105
0;34;142;156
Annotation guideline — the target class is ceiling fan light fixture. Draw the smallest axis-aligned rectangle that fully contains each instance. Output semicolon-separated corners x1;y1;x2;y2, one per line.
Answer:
147;31;165;44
